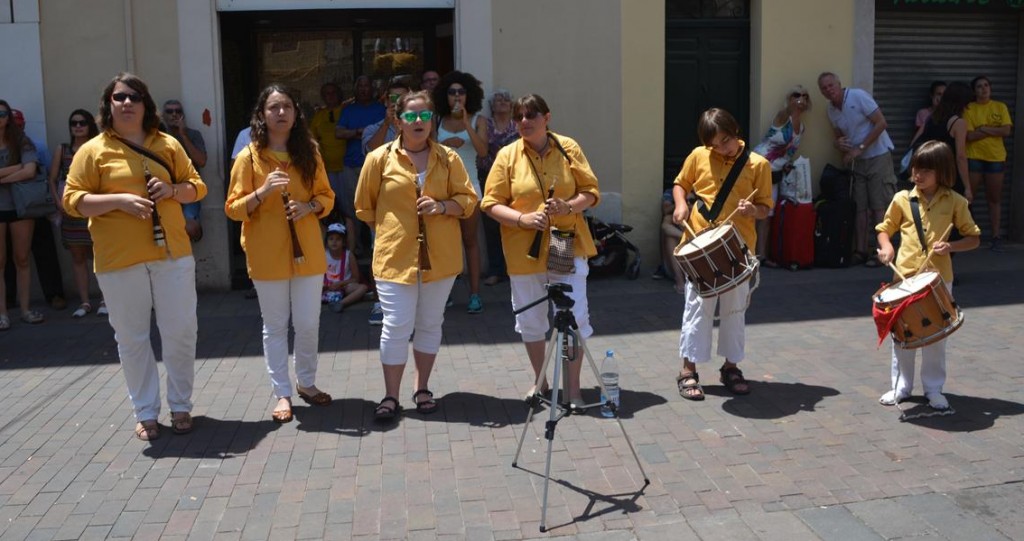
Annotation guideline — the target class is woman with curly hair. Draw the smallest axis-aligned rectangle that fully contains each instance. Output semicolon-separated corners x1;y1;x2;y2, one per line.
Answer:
226;84;335;424
49;108;104;318
0;99;45;329
63;73;206;439
432;71;488;314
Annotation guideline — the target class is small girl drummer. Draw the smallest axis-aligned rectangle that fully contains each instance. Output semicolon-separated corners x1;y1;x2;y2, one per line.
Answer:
875;140;980;410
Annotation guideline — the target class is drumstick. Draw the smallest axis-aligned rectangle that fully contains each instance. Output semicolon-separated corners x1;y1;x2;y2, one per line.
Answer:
913;223;954;275
721;188;760;225
681;220;698;240
886;261;908;282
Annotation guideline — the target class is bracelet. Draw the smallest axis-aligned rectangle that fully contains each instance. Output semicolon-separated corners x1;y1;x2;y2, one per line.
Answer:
439;200;447;214
172;185;178;200
308;201;316;212
253;190;262;204
566;201;574;215
516;214;525;228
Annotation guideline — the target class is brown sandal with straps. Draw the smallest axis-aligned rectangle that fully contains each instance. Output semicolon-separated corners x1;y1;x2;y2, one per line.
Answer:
720;365;751;395
676;372;705;401
135;420;160;441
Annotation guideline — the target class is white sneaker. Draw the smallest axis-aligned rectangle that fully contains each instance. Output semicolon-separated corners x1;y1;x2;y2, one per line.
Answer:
879;389;910;406
925;391;949;410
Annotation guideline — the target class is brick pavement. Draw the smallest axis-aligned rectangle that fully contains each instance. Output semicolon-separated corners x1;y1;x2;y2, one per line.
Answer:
0;246;1022;540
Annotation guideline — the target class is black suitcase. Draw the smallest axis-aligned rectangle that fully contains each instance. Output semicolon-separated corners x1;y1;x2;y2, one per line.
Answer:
813;198;856;268
819;164;853;201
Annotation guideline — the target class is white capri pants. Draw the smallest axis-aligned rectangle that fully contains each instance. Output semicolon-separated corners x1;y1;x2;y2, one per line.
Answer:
889;282;952;395
253;274;323;398
679;278;749;363
376;275;457;365
96;255;198;422
510;257;593;343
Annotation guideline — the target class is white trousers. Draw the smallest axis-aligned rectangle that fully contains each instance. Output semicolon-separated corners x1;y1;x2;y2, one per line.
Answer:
889;282;952;395
253;274;323;398
96;256;198;422
510;257;593;343
679;279;749;363
376;275;456;365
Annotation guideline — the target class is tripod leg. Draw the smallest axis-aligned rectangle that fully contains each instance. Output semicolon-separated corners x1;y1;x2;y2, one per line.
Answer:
538;328;565;533
577;335;652;485
512;331;561;467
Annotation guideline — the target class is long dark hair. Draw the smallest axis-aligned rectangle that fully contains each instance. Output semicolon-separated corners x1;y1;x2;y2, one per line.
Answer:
67;109;100;145
930;81;972;126
432;70;484;118
98;73;160;133
250;84;318;187
0;99;34;165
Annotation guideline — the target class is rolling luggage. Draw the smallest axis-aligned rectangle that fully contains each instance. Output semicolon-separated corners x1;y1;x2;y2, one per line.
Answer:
814;198;857;268
770;198;815;270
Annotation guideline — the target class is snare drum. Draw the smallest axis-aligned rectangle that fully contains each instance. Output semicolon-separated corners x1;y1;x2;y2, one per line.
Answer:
872;270;963;349
673;223;757;297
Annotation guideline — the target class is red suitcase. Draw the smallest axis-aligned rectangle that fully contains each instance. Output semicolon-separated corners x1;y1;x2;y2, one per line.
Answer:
770;198;815;270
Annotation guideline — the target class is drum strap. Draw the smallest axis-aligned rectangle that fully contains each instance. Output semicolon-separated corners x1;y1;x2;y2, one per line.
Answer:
697;149;750;224
909;196;927;254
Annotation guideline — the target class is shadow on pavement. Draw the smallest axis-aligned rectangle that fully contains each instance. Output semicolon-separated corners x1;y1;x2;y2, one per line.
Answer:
414;391;532;427
141;416;277;459
903;393;1024;432
509;465;648;532
292;398;397;436
703;381;841;419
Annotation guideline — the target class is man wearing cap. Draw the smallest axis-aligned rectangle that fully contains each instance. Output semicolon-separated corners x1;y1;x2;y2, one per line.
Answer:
323;222;367;313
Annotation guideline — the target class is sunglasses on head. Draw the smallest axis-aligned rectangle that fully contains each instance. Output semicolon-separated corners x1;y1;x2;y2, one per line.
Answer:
400;110;433;123
447;87;467;96
69;119;89;127
112;92;143;103
791;92;809;99
164;108;183;115
513;110;542;122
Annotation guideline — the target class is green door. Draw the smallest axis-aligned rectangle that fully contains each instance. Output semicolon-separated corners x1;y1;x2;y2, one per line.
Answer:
664;8;750;187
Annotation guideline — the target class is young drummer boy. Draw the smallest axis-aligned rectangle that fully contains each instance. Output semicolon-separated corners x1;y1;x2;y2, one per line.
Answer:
876;140;980;410
672;108;773;400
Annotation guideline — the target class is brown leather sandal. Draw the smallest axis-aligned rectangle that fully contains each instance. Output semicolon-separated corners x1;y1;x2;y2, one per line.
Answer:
297;386;332;406
720;365;751;395
676;372;705;401
170;412;193;434
135;420;160;441
272;399;293;423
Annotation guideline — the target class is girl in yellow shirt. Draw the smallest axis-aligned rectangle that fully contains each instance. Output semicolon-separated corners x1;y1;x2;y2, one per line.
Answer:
225;85;335;424
964;75;1013;250
355;91;477;422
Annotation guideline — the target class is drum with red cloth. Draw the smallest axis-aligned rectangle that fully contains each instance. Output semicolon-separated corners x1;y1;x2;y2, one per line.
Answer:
872;270;963;349
673;222;758;297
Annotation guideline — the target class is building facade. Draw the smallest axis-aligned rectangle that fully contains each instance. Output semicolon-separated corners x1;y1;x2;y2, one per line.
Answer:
2;0;1019;290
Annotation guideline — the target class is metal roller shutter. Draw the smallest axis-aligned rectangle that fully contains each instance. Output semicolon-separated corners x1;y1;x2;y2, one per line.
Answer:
874;9;1019;239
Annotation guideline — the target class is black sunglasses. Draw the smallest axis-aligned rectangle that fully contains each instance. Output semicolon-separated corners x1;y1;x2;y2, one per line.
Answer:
0;110;9;118
790;92;809;99
513;110;542;122
164;108;183;115
447;88;467;96
69;119;89;127
111;92;143;103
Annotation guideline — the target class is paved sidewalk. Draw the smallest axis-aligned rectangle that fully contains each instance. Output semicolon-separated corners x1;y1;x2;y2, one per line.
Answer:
1;246;1022;540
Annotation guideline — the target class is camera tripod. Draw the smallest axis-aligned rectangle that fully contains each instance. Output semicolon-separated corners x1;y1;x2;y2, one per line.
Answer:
511;283;650;532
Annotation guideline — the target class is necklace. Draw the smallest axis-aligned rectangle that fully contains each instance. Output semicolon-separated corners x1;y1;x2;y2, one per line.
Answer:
403;144;429;154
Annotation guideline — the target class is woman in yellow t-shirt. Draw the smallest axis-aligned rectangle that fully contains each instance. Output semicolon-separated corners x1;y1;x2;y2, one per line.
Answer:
226;85;336;424
481;94;601;411
63;73;207;440
964;75;1013;249
355;91;477;422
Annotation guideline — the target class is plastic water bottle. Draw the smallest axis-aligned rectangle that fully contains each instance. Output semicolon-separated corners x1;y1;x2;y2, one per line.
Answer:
600;350;620;418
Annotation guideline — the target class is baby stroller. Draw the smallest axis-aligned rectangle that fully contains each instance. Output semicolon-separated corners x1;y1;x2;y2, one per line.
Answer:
586;215;641;279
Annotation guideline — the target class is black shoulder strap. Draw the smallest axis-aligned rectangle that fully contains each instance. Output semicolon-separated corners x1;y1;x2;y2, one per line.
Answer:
698;148;750;223
114;134;175;183
909;195;927;254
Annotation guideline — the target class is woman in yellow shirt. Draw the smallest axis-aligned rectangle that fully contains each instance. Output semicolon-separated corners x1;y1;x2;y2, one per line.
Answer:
226;85;335;424
964;75;1013;250
63;73;207;441
355;90;477;422
481;94;601;411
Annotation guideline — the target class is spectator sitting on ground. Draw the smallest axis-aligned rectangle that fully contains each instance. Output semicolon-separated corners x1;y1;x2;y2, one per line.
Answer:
653;189;686;294
322;222;367;313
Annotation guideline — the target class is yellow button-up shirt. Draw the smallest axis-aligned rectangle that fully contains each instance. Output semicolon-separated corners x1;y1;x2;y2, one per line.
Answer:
355;138;478;284
63;131;207;273
310;106;346;172
673;142;773;250
481;133;601;275
876;187;980;283
225;145;335;281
